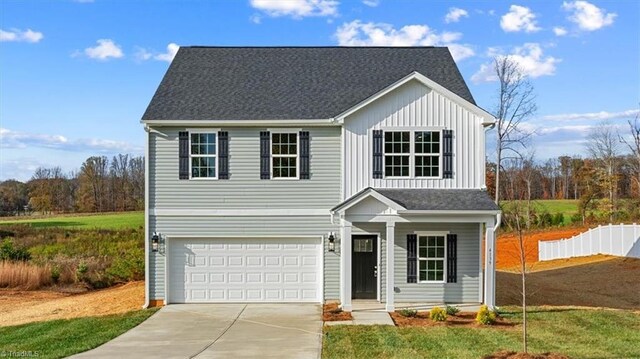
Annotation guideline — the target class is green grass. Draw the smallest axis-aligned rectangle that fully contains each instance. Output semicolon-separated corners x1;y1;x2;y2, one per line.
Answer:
323;307;640;359
0;211;144;229
0;309;157;359
503;200;579;225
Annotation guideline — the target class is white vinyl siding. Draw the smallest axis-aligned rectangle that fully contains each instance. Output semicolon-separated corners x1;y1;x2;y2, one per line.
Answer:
343;79;487;199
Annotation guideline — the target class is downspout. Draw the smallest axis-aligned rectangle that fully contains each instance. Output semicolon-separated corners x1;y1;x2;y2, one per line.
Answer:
142;125;150;309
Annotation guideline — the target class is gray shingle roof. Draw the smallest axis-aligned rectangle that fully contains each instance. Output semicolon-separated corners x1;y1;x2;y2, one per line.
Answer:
375;188;500;211
141;47;475;122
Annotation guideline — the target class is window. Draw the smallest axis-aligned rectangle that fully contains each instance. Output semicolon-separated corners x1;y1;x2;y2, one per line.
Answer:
415;131;440;177
272;133;298;178
418;235;445;282
190;133;217;178
384;131;410;177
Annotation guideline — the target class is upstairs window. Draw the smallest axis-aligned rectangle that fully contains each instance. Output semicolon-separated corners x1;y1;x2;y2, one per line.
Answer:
418;235;446;282
190;133;217;178
272;133;298;179
384;131;410;177
415;131;440;177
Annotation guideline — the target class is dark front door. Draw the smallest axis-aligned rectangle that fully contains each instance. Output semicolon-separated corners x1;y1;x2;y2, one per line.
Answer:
352;235;377;299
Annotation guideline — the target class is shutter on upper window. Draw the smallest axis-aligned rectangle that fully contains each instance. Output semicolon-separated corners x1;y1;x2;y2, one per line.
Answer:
218;131;229;179
372;129;383;179
299;131;310;179
447;234;457;283
407;233;417;283
443;129;453;179
178;131;189;180
260;131;271;179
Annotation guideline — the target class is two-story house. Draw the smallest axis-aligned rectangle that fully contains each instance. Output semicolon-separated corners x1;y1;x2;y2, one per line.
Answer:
141;47;501;312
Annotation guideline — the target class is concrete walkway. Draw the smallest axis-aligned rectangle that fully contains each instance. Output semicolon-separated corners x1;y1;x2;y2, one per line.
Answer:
72;304;322;359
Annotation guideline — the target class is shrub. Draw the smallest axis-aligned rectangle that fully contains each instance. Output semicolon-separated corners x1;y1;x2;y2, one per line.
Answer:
399;308;418;317
445;305;460;316
51;265;60;283
536;212;553;227
429;306;447;322
476;305;497;325
76;261;88;282
552;212;565;226
570;213;582;224
0;238;31;261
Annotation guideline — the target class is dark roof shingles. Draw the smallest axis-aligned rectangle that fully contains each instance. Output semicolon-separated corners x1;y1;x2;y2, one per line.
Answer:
375;188;499;211
142;47;475;122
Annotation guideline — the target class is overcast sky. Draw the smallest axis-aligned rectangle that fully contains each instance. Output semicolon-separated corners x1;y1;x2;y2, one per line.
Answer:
1;0;639;181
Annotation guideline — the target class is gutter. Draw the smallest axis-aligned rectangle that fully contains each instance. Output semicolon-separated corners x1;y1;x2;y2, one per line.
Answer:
141;118;340;127
142;125;150;309
493;212;502;232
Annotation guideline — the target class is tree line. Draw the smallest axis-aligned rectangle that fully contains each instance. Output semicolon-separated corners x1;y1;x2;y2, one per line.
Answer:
0;154;144;216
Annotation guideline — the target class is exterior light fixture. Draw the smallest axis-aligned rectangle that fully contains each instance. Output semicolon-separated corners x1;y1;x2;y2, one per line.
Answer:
328;232;336;252
151;233;159;252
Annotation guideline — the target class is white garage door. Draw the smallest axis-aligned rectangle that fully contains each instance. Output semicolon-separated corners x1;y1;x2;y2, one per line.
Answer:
168;238;322;303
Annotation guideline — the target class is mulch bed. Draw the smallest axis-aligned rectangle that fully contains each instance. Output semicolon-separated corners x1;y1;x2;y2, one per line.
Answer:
484;350;570;359
323;302;353;321
390;311;515;328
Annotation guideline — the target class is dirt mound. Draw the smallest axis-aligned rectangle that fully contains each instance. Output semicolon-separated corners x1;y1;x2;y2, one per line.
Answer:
0;281;144;327
484;350;569;359
497;257;640;309
496;227;588;270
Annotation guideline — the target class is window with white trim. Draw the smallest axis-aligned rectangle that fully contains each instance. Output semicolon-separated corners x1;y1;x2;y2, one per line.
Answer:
190;133;217;178
418;235;446;282
384;131;410;177
272;133;298;178
415;131;440;177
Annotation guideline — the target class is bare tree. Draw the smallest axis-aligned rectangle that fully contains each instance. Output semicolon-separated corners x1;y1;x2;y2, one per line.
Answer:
586;121;621;222
620;110;640;196
493;57;537;204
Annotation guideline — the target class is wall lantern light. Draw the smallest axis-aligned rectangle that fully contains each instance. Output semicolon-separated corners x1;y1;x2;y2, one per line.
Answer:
328;232;336;252
151;233;159;252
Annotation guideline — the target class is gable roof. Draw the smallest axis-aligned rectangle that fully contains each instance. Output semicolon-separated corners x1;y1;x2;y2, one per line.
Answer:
141;46;476;122
331;187;500;214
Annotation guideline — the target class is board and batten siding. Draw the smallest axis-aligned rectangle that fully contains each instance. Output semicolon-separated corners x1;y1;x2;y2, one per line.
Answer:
352;222;481;303
147;126;342;301
343;79;487;199
149;127;341;209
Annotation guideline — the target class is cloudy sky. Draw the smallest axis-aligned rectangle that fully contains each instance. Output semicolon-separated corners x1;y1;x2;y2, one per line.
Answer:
1;0;638;181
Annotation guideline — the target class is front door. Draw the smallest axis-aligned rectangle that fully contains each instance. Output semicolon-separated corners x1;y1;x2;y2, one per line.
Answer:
352;235;377;299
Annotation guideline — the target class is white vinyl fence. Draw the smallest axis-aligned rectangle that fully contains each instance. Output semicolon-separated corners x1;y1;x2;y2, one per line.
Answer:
539;223;640;261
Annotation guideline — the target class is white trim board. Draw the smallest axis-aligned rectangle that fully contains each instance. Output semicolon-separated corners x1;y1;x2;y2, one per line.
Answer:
151;209;329;216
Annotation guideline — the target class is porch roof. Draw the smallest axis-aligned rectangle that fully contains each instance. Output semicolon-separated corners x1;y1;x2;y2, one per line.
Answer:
331;187;500;214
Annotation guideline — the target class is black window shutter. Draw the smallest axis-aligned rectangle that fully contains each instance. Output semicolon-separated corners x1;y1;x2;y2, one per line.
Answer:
178;131;189;180
372;129;383;179
443;129;453;179
218;131;229;179
299;131;310;179
260;131;271;180
407;234;417;283
447;234;457;283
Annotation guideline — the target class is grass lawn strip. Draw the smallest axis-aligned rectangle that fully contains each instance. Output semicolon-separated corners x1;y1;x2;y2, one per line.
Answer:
0;309;157;359
322;307;640;358
0;211;144;229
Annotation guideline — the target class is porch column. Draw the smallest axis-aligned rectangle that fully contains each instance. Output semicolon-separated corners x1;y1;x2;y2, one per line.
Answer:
484;218;496;309
340;219;352;312
385;221;395;312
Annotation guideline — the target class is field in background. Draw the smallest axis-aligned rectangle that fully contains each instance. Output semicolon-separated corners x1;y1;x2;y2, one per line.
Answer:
0;211;144;230
503;199;580;225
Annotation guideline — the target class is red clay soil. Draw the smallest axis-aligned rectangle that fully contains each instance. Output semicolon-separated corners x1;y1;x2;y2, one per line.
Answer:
323;302;353;321
497;257;640;309
390;311;514;328
484;351;570;359
496;227;589;270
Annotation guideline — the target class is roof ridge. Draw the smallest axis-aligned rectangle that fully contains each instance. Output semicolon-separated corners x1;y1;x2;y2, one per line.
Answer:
184;46;445;49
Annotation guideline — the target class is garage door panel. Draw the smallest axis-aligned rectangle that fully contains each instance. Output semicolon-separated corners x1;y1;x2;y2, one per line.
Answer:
169;238;321;303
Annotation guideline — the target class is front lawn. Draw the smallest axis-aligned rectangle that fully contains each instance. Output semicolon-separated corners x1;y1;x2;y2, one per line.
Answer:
0;309;157;359
323;307;640;358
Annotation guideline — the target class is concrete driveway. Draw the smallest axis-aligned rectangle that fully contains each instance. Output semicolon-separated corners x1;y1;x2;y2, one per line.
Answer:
72;304;322;359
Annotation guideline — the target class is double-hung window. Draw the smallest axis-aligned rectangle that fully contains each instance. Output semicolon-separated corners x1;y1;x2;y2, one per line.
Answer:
415;131;440;177
190;132;217;178
272;133;298;179
418;234;446;282
384;131;410;177
382;130;441;178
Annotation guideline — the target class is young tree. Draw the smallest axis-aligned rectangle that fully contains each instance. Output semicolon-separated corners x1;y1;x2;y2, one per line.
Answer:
492;56;537;204
586;121;621;222
621;111;640;196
